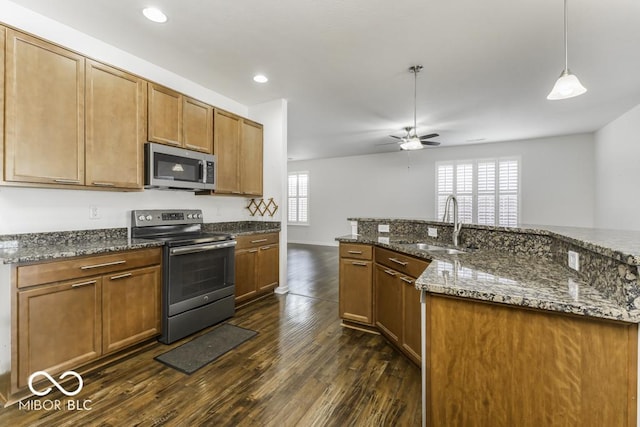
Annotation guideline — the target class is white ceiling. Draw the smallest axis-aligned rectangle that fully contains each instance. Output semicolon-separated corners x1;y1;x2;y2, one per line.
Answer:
8;0;640;160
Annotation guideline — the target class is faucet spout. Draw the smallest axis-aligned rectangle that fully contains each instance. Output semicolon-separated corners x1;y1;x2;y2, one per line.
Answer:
442;195;462;247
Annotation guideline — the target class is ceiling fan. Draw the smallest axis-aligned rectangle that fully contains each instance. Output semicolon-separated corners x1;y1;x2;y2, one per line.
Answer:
389;65;441;150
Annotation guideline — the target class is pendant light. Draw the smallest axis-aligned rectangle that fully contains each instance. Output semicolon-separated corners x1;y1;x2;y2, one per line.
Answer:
400;65;424;151
547;0;586;100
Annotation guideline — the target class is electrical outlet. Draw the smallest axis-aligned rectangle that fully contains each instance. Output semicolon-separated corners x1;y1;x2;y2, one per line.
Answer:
89;206;100;220
568;250;580;271
428;227;438;238
378;224;390;233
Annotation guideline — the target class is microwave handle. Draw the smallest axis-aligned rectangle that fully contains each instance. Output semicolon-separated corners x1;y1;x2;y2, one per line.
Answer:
198;160;204;181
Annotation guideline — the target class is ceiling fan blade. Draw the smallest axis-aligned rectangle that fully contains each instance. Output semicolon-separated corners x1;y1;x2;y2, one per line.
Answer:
418;133;439;140
389;135;403;140
421;141;441;146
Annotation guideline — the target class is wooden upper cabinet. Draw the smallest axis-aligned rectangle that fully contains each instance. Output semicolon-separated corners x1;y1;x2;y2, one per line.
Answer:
240;119;263;196
4;29;85;185
85;60;146;189
214;109;241;194
183;97;213;153
148;83;182;147
148;83;213;154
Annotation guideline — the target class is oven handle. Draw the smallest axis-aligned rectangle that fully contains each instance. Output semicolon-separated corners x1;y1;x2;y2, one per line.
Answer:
169;240;237;256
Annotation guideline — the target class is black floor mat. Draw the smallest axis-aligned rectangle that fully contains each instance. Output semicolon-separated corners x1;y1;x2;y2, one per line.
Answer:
154;323;258;374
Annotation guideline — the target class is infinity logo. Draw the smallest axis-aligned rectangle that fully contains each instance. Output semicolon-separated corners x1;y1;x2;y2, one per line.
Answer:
28;371;84;397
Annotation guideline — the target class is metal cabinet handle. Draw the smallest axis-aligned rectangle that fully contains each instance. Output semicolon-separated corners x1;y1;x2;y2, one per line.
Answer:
347;250;363;255
80;260;126;270
384;269;397;276
54;179;81;184
92;181;115;187
248;249;258;253
389;258;408;267
251;238;268;244
400;277;414;284
110;273;132;280
351;261;368;266
260;246;275;250
72;280;97;288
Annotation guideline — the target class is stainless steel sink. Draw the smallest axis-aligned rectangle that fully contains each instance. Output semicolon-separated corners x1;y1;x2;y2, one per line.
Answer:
408;243;466;255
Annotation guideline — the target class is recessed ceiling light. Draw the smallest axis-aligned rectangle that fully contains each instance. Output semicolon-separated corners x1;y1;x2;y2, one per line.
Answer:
143;7;168;23
253;74;268;83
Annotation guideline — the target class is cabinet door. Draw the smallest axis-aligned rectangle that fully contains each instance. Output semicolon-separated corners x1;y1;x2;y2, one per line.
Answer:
213;109;241;194
5;29;85;185
102;266;161;354
240;120;263;196
0;27;5;180
339;258;373;324
86;60;146;189
374;264;402;344
257;243;279;292
183;97;213;153
148;83;181;146
401;277;421;365
235;248;258;304
17;278;102;388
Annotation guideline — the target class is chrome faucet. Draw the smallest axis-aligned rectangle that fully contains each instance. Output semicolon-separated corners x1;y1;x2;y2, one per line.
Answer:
442;195;462;247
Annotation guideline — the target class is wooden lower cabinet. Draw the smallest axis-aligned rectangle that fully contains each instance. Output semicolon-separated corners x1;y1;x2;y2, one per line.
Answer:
401;279;422;365
234;233;279;305
102;265;161;354
425;295;638;427
339;243;374;325
374;264;402;342
373;247;429;365
13;248;161;394
17;278;102;388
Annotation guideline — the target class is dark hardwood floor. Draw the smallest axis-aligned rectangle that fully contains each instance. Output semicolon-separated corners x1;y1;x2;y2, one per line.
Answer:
0;244;420;426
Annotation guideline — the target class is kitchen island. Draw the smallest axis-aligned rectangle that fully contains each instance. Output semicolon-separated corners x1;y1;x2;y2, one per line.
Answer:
337;218;640;427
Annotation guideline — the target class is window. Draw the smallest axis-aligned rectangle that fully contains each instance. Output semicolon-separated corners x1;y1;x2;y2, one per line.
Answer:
288;172;309;225
436;159;519;227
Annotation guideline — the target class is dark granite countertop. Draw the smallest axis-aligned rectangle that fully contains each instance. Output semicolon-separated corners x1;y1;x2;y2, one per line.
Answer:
337;233;640;323
0;238;164;264
0;221;281;264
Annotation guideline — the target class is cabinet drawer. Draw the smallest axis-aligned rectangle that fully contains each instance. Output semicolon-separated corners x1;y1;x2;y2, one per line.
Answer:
235;232;279;250
374;247;429;279
17;247;162;288
339;243;372;260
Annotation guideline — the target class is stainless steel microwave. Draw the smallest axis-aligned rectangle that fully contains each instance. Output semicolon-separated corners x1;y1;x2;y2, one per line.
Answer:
144;143;215;191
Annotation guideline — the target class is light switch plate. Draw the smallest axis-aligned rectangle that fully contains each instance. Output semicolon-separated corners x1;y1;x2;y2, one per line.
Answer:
428;227;438;238
378;224;390;233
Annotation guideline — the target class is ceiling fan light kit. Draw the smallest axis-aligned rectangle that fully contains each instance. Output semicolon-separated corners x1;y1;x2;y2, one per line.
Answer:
547;0;587;100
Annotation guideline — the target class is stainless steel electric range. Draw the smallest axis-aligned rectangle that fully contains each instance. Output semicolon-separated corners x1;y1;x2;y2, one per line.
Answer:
131;209;236;344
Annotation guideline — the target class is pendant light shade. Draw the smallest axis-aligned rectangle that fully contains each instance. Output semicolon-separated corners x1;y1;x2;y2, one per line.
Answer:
547;69;587;100
547;0;587;100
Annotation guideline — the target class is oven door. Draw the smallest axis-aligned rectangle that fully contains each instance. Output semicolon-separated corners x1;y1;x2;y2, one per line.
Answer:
166;240;236;316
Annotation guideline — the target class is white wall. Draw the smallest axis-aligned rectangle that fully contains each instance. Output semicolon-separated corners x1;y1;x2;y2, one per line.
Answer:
288;133;596;246
248;99;289;291
594;103;640;231
0;2;287;234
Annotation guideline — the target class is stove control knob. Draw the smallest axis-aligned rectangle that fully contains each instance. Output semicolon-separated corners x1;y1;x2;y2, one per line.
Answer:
196;213;202;219
145;215;152;221
138;215;146;221
187;214;193;219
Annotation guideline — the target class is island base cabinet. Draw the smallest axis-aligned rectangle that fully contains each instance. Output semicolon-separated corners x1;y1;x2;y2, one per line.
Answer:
339;243;374;325
374;264;402;342
425;295;638;427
